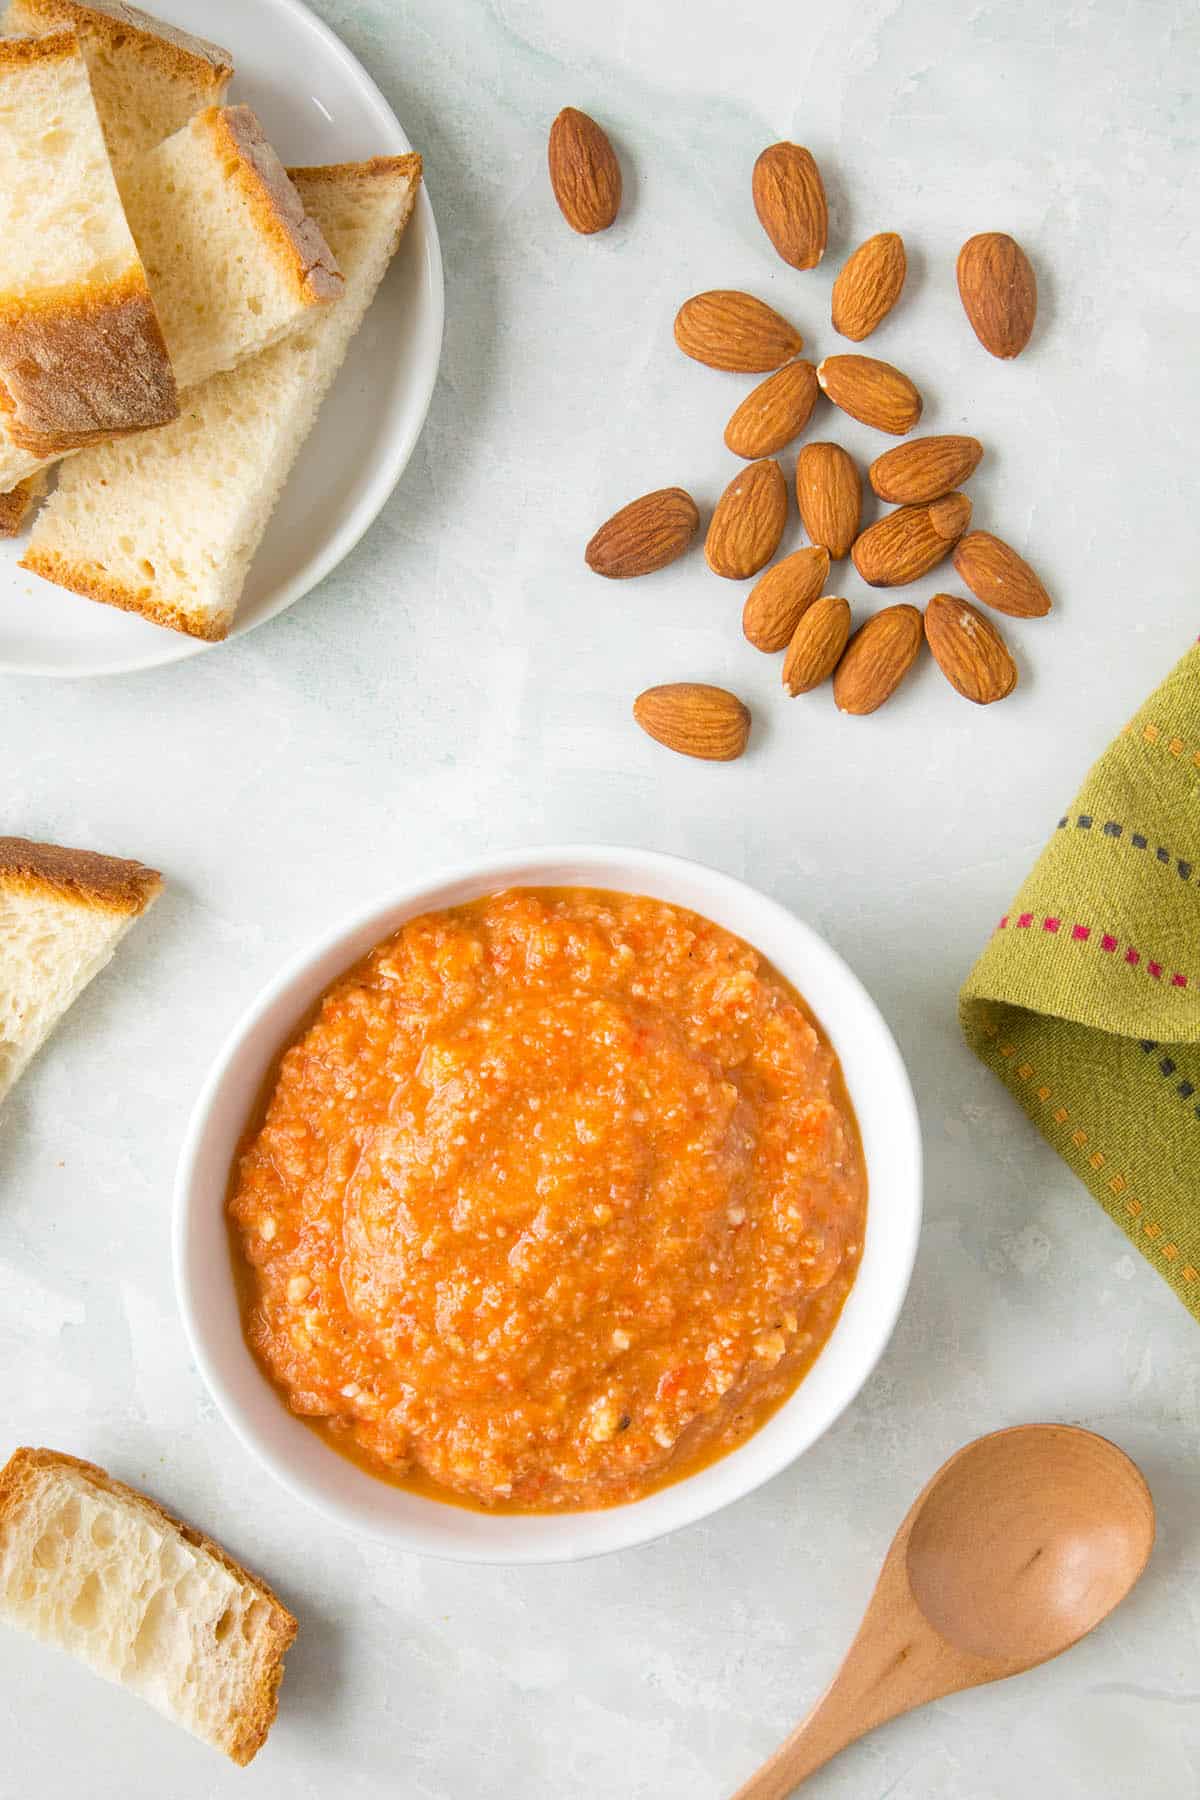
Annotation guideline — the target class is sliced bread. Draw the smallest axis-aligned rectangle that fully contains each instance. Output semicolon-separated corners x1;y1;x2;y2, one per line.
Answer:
0;31;178;458
0;102;344;496
3;0;232;167
0;1447;296;1765
24;154;423;640
0;834;161;1105
0;471;44;535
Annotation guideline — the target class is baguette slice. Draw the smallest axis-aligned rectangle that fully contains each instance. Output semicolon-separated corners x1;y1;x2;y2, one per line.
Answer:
0;834;161;1104
0;1448;296;1765
0;103;344;495
3;0;232;168
24;153;423;640
0;471;45;535
0;31;178;458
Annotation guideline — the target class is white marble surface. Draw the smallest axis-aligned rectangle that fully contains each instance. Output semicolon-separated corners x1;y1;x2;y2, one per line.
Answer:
2;0;1199;1793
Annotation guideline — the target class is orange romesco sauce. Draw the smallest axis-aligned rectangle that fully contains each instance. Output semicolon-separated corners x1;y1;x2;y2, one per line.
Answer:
227;888;866;1512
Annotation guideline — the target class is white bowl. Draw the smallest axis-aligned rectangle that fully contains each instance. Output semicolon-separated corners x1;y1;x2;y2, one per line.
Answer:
174;847;922;1562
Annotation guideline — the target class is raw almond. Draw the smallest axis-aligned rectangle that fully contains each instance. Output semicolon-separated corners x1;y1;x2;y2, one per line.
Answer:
724;360;818;458
633;683;750;761
833;604;923;715
953;530;1052;618
956;232;1037;359
816;354;922;435
782;595;851;694
752;142;828;270
795;443;861;559
674;290;803;373
851;493;972;587
742;547;830;652
831;232;907;341
869;435;983;505
705;459;788;579
924;594;1017;704
547;108;622;234
585;487;700;578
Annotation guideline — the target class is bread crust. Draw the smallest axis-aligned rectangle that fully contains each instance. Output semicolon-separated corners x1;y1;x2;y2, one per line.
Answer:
0;1447;297;1766
206;107;342;307
3;0;232;92
0;22;76;61
0;471;44;536
0;266;179;457
0;835;162;913
19;544;230;638
287;152;424;189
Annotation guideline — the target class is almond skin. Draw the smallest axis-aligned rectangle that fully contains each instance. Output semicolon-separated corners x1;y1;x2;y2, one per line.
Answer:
852;493;972;587
674;290;803;373
869;435;983;505
724;360;818;458
831;232;907;340
924;594;1018;704
817;354;922;435
633;683;750;761
742;547;830;652
957;232;1037;359
705;459;788;579
953;530;1052;618
833;605;923;715
585;488;700;578
752;142;828;270
795;443;861;560
547;108;622;234
782;595;851;694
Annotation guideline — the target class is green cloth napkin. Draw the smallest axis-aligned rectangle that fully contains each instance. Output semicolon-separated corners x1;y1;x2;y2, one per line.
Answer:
961;639;1200;1317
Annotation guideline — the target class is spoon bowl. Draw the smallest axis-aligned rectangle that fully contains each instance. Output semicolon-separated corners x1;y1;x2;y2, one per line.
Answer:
733;1425;1154;1799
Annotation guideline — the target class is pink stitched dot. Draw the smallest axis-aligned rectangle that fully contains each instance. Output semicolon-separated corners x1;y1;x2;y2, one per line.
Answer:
1148;961;1163;979
1173;974;1188;988
1126;948;1140;966
1072;925;1090;941
1043;917;1061;933
1017;913;1034;928
999;915;1009;929
1101;935;1118;952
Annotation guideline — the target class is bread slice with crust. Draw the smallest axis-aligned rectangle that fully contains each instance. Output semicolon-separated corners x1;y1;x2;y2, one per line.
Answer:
25;154;423;640
0;834;161;1105
3;0;232;168
0;1448;297;1765
0;102;344;496
0;471;45;535
0;31;178;459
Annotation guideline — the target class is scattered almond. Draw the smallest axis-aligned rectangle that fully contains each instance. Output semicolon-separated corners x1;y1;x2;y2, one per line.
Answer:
547;108;622;234
816;354;922;435
833;605;924;715
751;142;828;270
924;594;1017;704
852;493;972;587
782;595;851;694
585;487;700;578
674;290;803;373
705;459;788;579
724;360;818;459
956;232;1037;359
869;435;983;504
795;443;861;560
742;547;830;651
633;683;750;760
953;530;1051;618
831;232;907;341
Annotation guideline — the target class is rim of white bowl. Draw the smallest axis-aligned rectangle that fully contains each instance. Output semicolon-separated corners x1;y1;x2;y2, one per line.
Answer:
174;846;922;1562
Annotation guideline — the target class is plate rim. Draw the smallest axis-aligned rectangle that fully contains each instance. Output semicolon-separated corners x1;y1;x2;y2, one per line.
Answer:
0;0;444;680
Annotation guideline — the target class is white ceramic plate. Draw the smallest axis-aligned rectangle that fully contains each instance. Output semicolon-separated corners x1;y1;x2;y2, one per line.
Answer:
0;0;443;678
175;846;923;1563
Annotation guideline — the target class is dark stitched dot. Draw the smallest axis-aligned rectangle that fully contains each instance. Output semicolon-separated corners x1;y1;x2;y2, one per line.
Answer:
1180;861;1193;882
1057;816;1068;829
1103;821;1122;837
1132;834;1148;850
1140;1040;1158;1053
1179;1082;1196;1101
1077;815;1093;829
1195;1105;1200;1122
1157;847;1170;863
1160;1058;1177;1077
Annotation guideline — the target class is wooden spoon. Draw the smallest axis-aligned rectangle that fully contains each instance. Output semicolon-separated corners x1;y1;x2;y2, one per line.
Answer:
732;1425;1154;1798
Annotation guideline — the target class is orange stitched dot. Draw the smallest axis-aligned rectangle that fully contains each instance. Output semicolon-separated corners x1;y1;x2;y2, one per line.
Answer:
1071;1128;1088;1148
1000;1043;1017;1059
1109;1174;1127;1195
1037;1086;1051;1101
1169;737;1184;756
1089;1151;1105;1169
1053;1106;1069;1123
1143;724;1160;743
1183;1265;1198;1284
1163;1244;1178;1261
1017;1062;1033;1080
1144;1222;1161;1240
1127;1198;1143;1217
